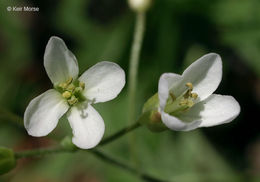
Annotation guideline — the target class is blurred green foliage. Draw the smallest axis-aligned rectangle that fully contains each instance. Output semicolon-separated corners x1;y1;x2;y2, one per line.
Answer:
0;0;259;181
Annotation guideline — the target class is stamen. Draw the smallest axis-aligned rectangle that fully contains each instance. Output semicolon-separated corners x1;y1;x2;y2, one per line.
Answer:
59;83;67;89
186;100;194;107
179;99;188;106
170;92;176;101
67;84;76;91
165;82;198;116
74;87;83;93
80;82;85;90
185;82;193;90
56;78;86;106
191;93;198;99
68;95;78;105
66;77;73;85
62;91;72;99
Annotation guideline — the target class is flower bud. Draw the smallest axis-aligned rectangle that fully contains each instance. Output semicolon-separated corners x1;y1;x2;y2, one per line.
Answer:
128;0;152;12
0;147;16;175
60;136;77;151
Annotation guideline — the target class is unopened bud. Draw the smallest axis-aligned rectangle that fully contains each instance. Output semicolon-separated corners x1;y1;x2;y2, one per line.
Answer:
0;147;16;175
128;0;152;12
60;136;77;151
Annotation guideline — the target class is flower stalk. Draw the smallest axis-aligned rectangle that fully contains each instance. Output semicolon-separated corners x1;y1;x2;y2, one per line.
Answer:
128;12;146;123
14;147;167;182
100;121;141;146
15;146;73;159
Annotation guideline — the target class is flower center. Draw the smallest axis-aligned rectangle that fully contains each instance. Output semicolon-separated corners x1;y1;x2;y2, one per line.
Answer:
55;77;86;106
164;82;198;116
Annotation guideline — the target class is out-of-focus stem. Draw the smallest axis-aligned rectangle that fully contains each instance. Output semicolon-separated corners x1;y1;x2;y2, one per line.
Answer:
15;147;168;182
15;146;72;159
128;12;146;123
100;121;141;146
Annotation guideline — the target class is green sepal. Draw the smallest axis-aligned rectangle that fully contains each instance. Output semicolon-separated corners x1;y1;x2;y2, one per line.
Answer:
139;93;167;132
142;93;159;113
138;109;167;132
0;147;16;175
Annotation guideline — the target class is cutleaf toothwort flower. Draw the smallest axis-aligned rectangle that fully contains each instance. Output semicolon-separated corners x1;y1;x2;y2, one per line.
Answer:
141;53;240;131
24;36;125;149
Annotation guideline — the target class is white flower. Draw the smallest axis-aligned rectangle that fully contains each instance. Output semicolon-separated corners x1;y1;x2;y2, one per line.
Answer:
24;36;125;149
158;53;240;131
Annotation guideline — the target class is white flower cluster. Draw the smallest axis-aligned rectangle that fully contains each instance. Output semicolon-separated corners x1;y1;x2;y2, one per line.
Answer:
24;37;240;149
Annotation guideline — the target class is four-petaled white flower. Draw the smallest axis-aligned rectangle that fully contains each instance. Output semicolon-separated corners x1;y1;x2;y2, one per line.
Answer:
158;53;240;131
24;36;125;149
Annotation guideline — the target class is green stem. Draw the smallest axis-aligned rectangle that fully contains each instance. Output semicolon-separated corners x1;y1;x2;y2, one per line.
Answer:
15;122;142;157
15;147;168;182
128;12;146;123
15;146;73;159
100;121;141;146
90;149;169;182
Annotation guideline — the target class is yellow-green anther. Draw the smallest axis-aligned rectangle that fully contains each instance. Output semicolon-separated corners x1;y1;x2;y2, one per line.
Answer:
187;100;194;107
62;91;72;99
66;77;73;84
80;82;85;90
67;84;76;91
165;82;199;115
185;82;193;90
56;78;86;106
170;92;176;101
68;95;78;105
191;93;198;99
74;87;82;93
59;83;67;89
179;99;188;106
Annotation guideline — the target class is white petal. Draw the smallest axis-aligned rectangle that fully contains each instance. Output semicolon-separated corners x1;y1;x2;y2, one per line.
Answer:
161;111;201;131
182;53;222;101
158;53;222;112
44;36;79;85
67;104;105;149
178;94;240;127
24;89;69;137
79;61;125;103
158;73;182;110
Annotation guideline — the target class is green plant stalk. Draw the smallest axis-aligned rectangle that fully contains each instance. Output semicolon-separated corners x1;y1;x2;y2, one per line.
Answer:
127;11;146;172
15;147;168;182
90;149;169;182
128;12;146;123
15;146;72;159
100;121;141;146
14;121;141;159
